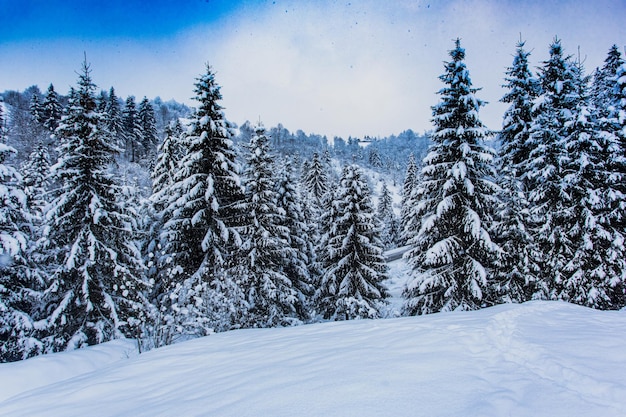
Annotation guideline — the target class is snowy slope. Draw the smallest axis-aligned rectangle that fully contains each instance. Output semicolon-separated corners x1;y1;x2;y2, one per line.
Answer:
1;298;626;416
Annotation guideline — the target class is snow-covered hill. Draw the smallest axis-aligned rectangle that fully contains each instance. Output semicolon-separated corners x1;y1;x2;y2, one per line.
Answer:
1;292;625;416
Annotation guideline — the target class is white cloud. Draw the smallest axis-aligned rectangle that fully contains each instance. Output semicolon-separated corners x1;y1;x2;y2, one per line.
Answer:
1;0;624;139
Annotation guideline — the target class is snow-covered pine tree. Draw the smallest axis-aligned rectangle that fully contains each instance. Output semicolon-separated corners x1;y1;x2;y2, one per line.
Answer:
400;153;418;244
559;63;626;309
104;87;125;152
302;152;330;209
274;158;315;319
123;96;142;163
40;60;148;352
160;64;245;337
20;141;51;219
41;84;63;133
230;124;305;328
30;93;44;126
592;45;624;116
377;181;399;249
609;56;626;231
138;97;159;163
140;121;187;347
0;123;44;362
526;38;580;299
97;90;108;113
492;40;542;303
315;164;389;320
403;39;500;315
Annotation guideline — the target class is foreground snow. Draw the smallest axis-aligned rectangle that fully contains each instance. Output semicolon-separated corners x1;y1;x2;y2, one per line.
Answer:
1;301;625;416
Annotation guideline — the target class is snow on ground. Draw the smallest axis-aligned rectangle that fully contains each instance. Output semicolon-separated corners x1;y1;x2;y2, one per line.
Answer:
1;261;626;416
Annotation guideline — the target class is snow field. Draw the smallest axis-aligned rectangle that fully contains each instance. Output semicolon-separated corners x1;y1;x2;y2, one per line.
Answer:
1;297;625;416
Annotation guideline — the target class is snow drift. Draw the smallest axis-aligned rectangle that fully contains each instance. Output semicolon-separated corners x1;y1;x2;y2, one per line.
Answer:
1;301;625;416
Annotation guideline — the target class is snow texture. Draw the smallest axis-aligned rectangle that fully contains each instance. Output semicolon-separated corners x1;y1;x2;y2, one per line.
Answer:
1;272;625;416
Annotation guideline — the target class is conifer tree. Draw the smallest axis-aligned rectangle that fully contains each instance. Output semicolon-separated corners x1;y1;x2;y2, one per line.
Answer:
123;96;142;162
315;165;389;320
41;84;63;133
138;96;159;162
592;45;624;115
0;128;44;362
21;141;51;219
160;64;244;336
104;87;125;151
493;40;542;303
559;73;626;309
526;38;580;298
231;124;305;327
302;152;330;208
377;181;399;249
275;159;315;318
40;60;148;351
403;39;500;315
30;94;44;125
400;153;418;243
144;120;186;341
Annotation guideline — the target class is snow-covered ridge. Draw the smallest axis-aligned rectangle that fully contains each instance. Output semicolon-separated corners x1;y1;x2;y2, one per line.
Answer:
1;300;625;417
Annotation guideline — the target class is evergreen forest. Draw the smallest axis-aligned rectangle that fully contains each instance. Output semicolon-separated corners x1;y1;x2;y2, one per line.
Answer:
1;37;625;363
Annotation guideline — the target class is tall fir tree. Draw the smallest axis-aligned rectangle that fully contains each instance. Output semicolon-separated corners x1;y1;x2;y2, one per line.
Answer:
608;55;626;231
41;84;63;133
104;87;125;152
123;96;142;163
314;165;389;320
160;64;245;336
40;60;148;352
231;124;305;328
403;39;500;315
30;93;44;125
591;45;624;115
377;181;399;249
559;70;626;309
400;153;418;244
20;141;51;219
493;40;542;303
138;96;159;163
302;152;330;209
526;38;580;299
0;128;44;362
274;158;315;319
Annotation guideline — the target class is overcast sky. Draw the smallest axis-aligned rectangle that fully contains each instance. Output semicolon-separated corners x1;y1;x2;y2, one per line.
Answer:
1;0;625;139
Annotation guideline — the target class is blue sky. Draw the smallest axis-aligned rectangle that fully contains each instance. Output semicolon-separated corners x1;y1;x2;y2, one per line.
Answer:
1;0;625;138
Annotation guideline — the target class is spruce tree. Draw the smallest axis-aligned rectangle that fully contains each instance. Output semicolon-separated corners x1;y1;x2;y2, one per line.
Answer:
0;129;44;362
400;153;418;244
41;84;62;133
592;45;624;115
559;71;626;309
315;165;389;320
274;159;315;319
123;96;142;162
493;40;542;303
160;64;244;336
104;87;125;151
403;39;500;315
231;124;304;328
526;38;580;298
377;181;399;249
30;94;44;125
302;152;330;208
138;96;159;163
21;141;51;219
40;60;148;351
